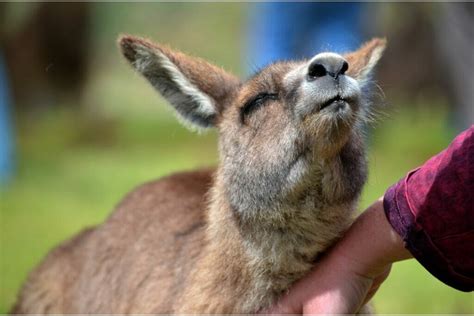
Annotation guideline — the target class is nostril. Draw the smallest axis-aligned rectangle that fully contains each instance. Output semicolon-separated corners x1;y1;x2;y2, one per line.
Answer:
340;61;349;76
308;63;327;79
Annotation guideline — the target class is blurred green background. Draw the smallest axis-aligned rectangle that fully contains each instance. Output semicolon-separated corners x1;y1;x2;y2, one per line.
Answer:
0;2;473;313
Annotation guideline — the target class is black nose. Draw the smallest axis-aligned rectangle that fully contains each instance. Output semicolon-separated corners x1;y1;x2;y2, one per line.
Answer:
307;55;348;80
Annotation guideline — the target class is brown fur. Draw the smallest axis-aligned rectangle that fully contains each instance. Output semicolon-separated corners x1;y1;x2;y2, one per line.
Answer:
12;36;386;313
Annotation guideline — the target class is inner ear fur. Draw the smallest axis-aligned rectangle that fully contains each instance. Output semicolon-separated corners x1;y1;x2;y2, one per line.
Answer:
119;35;240;128
344;38;387;81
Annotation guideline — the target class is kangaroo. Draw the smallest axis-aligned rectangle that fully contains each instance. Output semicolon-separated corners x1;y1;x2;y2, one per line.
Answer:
12;35;386;313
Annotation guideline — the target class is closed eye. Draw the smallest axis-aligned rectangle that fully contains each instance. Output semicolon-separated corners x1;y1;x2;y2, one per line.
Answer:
240;92;278;123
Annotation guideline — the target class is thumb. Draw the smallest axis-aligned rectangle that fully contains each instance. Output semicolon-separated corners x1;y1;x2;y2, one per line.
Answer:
302;271;373;314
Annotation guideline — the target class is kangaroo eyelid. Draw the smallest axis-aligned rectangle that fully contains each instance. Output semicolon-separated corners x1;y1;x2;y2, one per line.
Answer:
240;93;278;123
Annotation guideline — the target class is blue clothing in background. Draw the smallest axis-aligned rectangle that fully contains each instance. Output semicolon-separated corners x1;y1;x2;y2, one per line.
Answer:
245;2;365;72
0;53;14;185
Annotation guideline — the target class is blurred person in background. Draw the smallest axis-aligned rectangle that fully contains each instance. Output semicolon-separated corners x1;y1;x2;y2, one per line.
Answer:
0;3;14;185
245;3;367;72
435;3;474;131
1;2;91;112
375;3;473;132
0;52;14;185
0;2;90;184
0;3;91;185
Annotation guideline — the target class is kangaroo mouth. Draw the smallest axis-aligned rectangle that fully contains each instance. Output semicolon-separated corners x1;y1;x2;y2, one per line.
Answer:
319;95;348;111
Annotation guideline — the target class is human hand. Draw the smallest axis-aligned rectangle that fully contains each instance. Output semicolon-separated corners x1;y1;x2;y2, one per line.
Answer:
263;197;412;314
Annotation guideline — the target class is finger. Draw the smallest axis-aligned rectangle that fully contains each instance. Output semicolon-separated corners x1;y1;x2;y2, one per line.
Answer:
362;265;392;305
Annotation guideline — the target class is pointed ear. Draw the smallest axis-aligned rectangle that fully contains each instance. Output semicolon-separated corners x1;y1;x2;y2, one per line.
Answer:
118;35;240;128
344;38;386;83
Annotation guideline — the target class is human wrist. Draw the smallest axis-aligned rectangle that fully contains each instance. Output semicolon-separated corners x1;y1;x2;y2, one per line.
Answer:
333;197;412;279
365;197;412;267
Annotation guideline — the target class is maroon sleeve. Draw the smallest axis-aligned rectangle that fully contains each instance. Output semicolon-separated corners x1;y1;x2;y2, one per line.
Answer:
383;126;474;292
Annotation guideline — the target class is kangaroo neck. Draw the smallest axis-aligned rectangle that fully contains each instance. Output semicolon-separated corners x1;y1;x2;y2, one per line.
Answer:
201;176;356;313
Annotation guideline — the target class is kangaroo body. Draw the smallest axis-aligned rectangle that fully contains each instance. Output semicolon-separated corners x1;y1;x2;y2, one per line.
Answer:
12;36;386;313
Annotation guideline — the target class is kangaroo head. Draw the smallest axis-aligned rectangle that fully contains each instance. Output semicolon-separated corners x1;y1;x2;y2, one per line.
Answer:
119;36;385;217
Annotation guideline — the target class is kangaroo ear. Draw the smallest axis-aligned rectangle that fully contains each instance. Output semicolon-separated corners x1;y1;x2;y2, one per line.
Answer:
119;35;240;128
344;38;386;83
